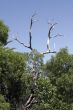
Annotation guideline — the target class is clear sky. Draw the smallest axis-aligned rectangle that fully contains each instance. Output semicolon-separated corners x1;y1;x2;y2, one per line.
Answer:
0;0;73;61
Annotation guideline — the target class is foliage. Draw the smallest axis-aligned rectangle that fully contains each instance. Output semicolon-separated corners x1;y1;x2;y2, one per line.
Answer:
44;48;73;110
0;94;10;110
0;20;9;45
26;49;44;74
0;46;27;109
0;46;73;110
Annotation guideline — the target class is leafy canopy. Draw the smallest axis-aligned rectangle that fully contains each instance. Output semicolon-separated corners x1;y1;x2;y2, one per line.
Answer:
0;20;9;45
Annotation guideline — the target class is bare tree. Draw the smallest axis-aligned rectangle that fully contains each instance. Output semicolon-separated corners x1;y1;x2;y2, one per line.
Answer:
7;13;62;110
14;16;62;55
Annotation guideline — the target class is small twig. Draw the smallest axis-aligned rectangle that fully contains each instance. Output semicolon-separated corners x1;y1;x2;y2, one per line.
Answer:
51;34;63;38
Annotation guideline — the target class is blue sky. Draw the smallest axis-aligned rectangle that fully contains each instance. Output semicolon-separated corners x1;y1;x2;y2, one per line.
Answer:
0;0;73;61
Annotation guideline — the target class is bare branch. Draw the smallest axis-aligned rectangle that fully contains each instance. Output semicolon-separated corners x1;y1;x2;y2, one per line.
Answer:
24;94;37;109
45;22;62;54
14;13;37;51
46;22;57;52
15;37;33;50
29;13;38;50
5;40;13;46
51;34;63;38
24;94;33;107
29;31;32;49
25;98;36;109
7;40;13;44
41;50;56;55
48;22;57;39
30;13;37;29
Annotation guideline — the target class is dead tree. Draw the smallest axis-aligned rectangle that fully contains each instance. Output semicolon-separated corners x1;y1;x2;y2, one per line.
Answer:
14;16;62;55
8;13;62;110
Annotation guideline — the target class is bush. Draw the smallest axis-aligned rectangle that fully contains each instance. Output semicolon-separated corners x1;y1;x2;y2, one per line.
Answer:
0;46;27;109
0;94;10;110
